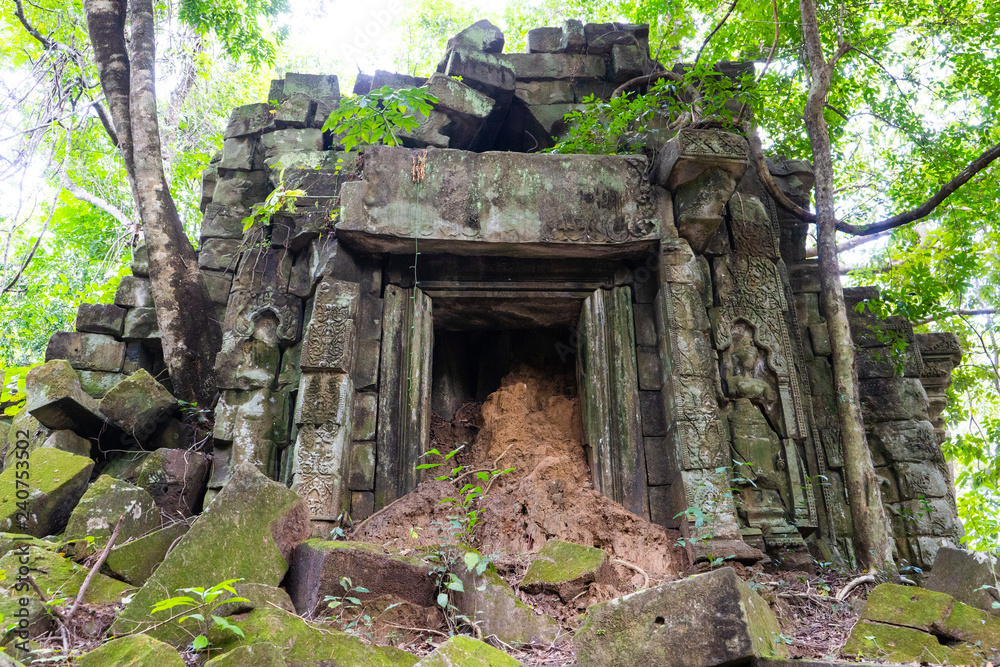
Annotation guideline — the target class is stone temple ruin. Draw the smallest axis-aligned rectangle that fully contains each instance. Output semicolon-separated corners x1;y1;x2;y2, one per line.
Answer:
4;19;964;579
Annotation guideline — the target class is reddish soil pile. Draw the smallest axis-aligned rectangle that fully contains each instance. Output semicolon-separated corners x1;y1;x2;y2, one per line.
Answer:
351;366;685;585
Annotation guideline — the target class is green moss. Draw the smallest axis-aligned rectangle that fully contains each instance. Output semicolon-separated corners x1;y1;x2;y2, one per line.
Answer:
204;642;286;666
861;584;955;631
306;539;430;569
940;601;1000;655
520;540;606;588
2;408;47;468
63;475;159;546
207;608;417;667
0;546;132;604
842;621;984;664
0;533;55;557
109;464;308;645
76;634;185;667
415;635;520;666
0;447;93;536
105;522;189;586
0;595;47;645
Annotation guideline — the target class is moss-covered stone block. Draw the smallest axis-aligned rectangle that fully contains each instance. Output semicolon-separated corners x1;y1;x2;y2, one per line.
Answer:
861;583;955;631
204;642;286;667
99;369;179;442
0;447;94;536
414;635;520;666
40;430;91;457
520;540;614;602
938;601;1000;659
110;463;310;644
76;634;185;667
454;566;561;646
25;359;106;434
574;567;786;667
926;547;1000;616
214;582;296;617
63;475;159;546
105;522;188;585
1;408;50;469
841;620;983;664
0;594;50;645
207;607;418;666
286;539;435;616
0;546;132;605
0;533;54;557
100;450;149;483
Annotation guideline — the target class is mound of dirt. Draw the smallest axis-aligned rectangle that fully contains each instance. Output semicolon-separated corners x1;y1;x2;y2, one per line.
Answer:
350;365;684;583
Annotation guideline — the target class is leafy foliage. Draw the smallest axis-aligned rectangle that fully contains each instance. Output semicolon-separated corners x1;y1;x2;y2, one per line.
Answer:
548;65;750;156
416;445;511;635
321;85;438;151
150;579;249;651
179;0;289;67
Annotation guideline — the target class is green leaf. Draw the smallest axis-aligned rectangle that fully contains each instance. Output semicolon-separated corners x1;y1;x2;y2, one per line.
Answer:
437;592;449;608
191;635;210;651
150;596;197;614
212;615;245;638
463;552;480;571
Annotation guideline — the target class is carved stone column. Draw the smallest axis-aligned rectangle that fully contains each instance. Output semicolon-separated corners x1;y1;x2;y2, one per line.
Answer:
289;278;360;535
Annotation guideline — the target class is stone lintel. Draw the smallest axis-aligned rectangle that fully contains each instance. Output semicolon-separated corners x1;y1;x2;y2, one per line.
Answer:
336;147;668;258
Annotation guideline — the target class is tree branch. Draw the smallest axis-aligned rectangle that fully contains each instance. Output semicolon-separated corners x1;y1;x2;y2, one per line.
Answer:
743;119;815;219
92;99;119;147
61;173;132;228
13;0;53;50
805;227;893;257
914;308;997;325
837;140;1000;235
695;0;740;67
1;203;54;295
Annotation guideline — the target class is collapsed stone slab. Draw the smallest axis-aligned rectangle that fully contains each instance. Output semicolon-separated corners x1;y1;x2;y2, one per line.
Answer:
925;546;1000;615
520;539;616;602
286;539;436;617
205;607;418;666
63;474;159;546
76;634;184;667
841;583;1000;664
414;636;520;667
574;567;786;667
105;521;189;585
0;447;94;536
110;463;310;644
454;567;562;645
135;448;210;521
25;359;105;434
0;545;132;604
99;368;179;443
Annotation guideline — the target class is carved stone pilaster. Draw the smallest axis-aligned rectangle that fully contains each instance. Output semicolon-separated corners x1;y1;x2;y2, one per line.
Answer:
915;332;963;444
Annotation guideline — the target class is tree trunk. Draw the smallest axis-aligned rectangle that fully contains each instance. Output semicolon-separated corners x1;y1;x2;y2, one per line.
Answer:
84;0;222;406
797;0;894;570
